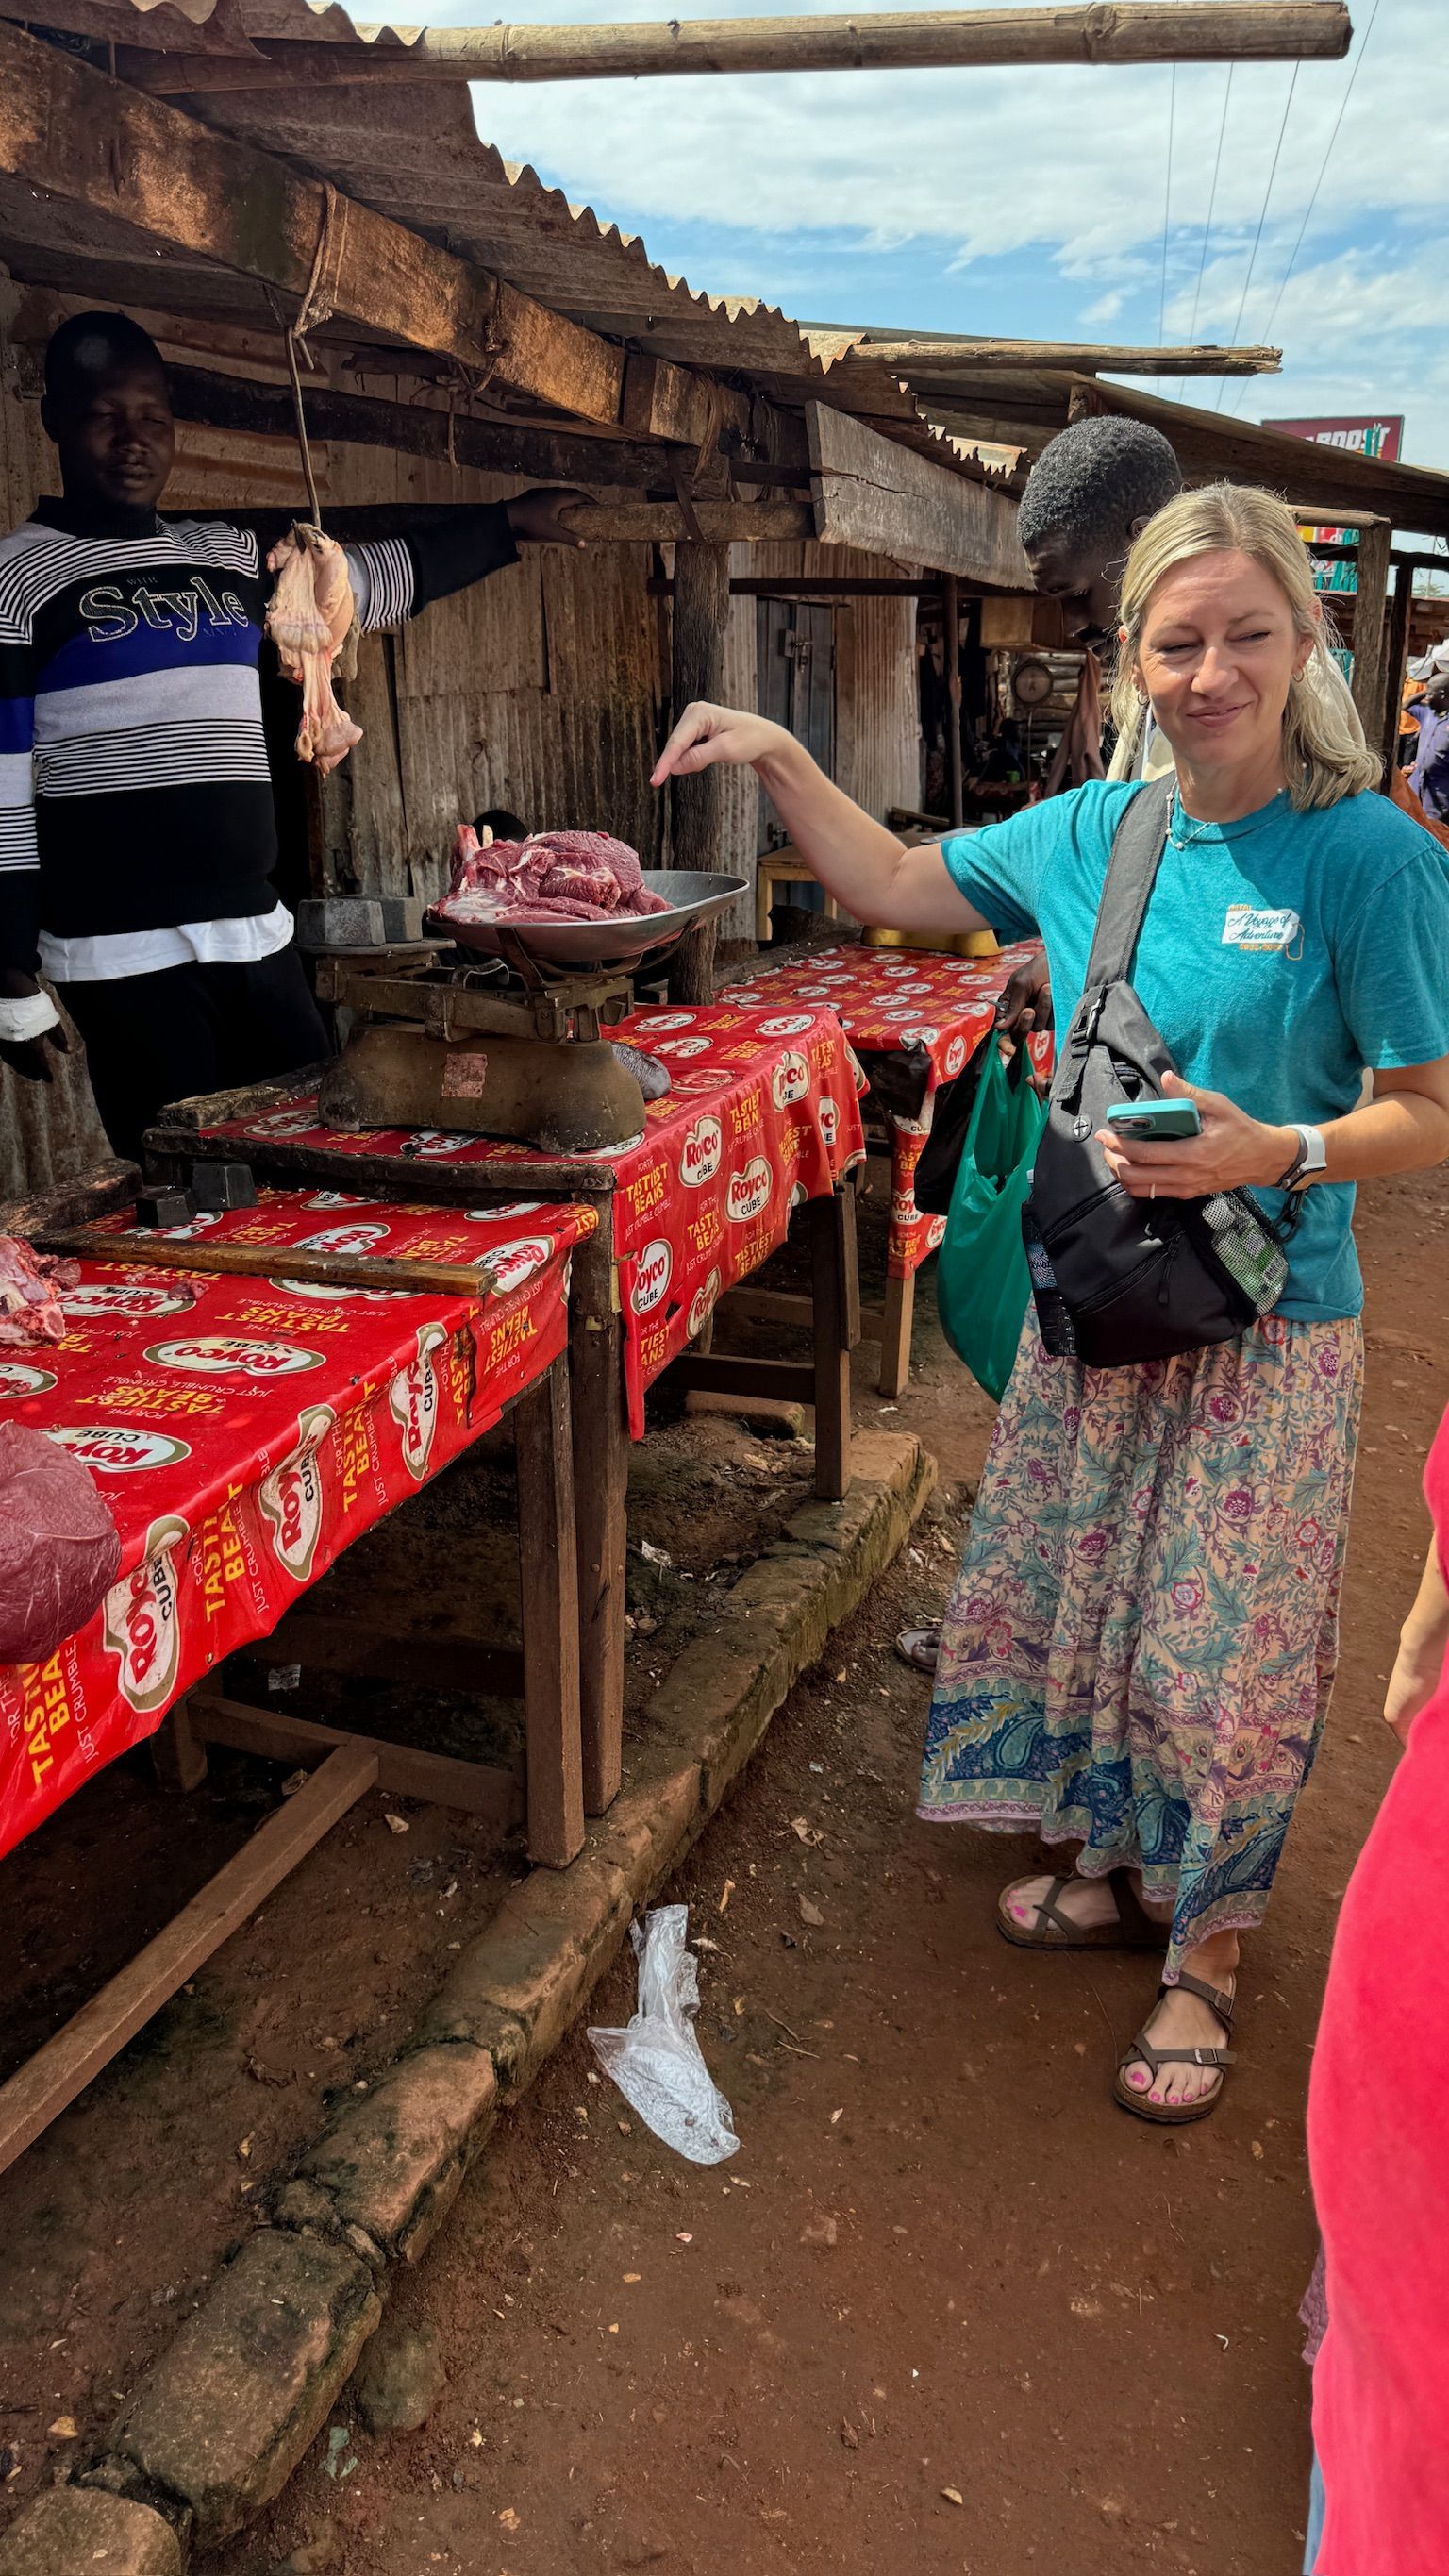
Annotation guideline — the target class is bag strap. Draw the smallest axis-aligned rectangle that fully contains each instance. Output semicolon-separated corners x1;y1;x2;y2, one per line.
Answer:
1082;775;1175;988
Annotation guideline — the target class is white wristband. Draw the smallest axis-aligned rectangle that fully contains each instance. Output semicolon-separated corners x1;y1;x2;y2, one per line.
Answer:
0;991;61;1045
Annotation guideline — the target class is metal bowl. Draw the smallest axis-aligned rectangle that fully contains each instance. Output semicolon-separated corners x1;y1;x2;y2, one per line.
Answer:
427;871;748;972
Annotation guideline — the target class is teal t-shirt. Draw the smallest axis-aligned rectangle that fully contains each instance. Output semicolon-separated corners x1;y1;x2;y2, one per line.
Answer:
941;780;1449;1320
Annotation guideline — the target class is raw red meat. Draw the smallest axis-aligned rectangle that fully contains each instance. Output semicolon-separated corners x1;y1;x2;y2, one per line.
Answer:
0;1236;79;1347
0;1420;121;1665
440;827;670;927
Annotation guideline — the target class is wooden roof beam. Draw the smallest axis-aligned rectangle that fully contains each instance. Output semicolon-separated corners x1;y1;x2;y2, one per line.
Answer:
122;4;1352;93
0;18;732;439
826;336;1282;377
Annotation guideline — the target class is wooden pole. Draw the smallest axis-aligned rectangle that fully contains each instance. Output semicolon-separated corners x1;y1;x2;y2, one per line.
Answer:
1348;518;1392;751
126;4;1352;92
1380;560;1415;786
843;336;1282;377
942;573;965;831
668;544;732;1002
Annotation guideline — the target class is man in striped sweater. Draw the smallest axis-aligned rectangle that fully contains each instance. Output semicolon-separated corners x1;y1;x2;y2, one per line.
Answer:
0;310;584;1161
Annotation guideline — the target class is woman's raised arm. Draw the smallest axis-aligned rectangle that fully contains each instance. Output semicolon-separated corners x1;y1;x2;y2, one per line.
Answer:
651;703;993;938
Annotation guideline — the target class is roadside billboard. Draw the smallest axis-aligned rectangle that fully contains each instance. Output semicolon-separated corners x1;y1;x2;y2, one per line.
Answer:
1260;414;1407;593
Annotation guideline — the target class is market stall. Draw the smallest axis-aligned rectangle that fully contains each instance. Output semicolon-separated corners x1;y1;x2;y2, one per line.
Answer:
722;938;1048;1390
0;1184;591;2170
144;992;868;1817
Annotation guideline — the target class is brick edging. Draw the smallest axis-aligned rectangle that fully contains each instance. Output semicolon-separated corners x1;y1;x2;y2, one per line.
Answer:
0;1430;932;2569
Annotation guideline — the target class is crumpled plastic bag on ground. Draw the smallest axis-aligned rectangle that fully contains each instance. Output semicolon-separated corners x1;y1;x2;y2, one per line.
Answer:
588;1905;739;2165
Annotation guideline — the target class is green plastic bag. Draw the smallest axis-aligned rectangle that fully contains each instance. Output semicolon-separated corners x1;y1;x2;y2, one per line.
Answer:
934;1041;1047;1401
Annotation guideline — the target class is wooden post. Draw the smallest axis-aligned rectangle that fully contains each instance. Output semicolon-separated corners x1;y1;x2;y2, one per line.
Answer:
942;572;965;831
668;542;732;1003
149;1698;208;1795
1348;519;1391;750
514;1358;585;1868
809;1186;858;1501
1380;560;1415;784
570;1218;628;1815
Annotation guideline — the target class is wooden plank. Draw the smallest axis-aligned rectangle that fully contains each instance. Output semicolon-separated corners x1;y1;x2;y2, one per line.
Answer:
0;1745;375;2177
0;1156;140;1238
562;501;813;544
876;1271;916;1398
852;336;1282;377
1348;517;1391;753
144;1124;619;1204
717;1287;814;1330
621;355;750;451
40;1229;494;1300
809;1187;856;1500
1380;561;1416;779
125;6;1351;91
156;1064;336;1132
0;21;624;429
570;1222;628;1815
514;1361;585;1866
671;1354;818;1403
807;404;1028;586
193;1698;524;1822
245;1612;525;1700
942;572;964;830
148;1697;209;1794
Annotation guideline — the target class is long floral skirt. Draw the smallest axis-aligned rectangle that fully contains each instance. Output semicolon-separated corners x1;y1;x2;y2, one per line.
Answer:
919;1313;1362;1979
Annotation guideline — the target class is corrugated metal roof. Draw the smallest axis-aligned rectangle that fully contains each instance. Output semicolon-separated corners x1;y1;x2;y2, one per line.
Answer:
1;0;1006;488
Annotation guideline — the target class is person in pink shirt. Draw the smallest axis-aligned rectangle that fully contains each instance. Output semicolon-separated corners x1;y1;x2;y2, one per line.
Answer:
1307;1403;1449;2568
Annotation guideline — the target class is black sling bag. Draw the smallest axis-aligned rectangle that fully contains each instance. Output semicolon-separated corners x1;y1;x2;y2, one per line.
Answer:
1023;777;1289;1370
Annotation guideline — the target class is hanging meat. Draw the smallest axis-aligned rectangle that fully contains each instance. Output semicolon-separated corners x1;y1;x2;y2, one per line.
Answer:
265;523;362;777
439;827;671;927
0;1235;78;1348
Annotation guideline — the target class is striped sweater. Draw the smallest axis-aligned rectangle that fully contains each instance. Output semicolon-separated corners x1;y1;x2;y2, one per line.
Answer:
0;498;518;974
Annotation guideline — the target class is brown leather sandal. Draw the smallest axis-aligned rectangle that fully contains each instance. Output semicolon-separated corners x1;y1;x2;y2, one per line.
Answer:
1114;1972;1237;2125
996;1865;1166;1953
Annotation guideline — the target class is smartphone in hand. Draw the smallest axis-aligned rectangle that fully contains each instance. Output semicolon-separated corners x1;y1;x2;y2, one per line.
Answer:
1105;1098;1204;1142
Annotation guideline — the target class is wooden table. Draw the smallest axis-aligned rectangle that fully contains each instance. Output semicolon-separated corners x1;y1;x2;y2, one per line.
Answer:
0;1179;591;2174
144;995;867;1831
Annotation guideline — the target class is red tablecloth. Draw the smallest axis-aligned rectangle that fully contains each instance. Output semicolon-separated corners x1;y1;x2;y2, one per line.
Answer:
0;1192;592;1861
193;1004;867;1435
724;944;1046;1278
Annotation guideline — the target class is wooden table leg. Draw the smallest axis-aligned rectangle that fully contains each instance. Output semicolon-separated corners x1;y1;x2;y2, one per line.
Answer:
808;1184;858;1502
877;1269;916;1398
569;1220;627;1817
149;1695;208;1794
515;1356;585;1868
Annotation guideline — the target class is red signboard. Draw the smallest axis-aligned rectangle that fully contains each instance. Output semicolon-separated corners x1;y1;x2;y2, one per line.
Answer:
1262;414;1405;461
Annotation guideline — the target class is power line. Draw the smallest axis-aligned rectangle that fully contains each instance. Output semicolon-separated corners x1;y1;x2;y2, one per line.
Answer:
1158;64;1176;344
1180;64;1234;395
1227;0;1383;416
1214;62;1301;409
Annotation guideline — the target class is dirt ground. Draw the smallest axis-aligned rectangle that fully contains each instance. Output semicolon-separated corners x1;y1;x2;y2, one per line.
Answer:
3;1162;1443;2571
193;1159;1445;2576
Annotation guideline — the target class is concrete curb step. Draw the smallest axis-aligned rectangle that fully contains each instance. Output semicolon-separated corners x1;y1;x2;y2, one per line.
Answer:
0;1430;932;2571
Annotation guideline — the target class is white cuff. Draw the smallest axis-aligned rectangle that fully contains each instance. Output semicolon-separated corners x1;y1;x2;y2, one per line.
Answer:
0;990;61;1044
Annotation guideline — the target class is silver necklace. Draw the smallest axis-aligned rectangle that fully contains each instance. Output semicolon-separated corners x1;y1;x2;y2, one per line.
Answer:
1168;793;1283;852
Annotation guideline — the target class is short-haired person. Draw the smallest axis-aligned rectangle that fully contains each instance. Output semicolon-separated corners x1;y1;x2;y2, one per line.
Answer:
653;483;1449;2119
0;312;585;1160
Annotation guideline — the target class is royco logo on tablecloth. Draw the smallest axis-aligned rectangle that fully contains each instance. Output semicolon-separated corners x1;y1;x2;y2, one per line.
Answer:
465;1202;544;1222
390;1320;449;1480
62;1280;198;1321
819;1098;841;1148
306;1191;374;1209
259;1405;337;1582
678;1115;723;1188
46;1424;192;1471
756;1013;815;1038
102;1514;191;1716
943;1034;969;1078
145;1337;325;1378
688;1270;722;1337
474;1237;551;1296
771;1052;810;1108
632;1238;674;1314
727;1157;773;1224
296;1223;391;1255
0;1361;58;1397
269;1278;408;1304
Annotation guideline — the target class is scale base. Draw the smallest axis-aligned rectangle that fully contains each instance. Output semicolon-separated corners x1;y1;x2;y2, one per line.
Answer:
318;1025;646;1157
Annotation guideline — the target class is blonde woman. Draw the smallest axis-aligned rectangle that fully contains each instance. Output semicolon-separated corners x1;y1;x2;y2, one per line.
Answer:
653;484;1449;2122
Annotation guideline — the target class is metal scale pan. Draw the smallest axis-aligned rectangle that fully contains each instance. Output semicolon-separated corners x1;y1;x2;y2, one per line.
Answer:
425;871;748;975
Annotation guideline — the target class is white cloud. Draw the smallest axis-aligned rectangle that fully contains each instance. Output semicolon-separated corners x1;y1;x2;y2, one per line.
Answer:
1082;289;1128;326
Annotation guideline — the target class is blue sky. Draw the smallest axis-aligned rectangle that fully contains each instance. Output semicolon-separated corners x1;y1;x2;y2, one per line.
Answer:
420;0;1448;473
